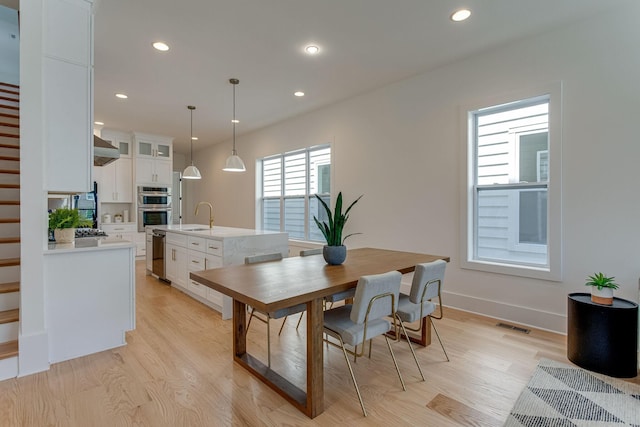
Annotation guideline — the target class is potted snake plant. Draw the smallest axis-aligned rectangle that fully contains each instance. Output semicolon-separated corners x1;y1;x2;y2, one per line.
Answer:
585;272;619;305
313;192;363;265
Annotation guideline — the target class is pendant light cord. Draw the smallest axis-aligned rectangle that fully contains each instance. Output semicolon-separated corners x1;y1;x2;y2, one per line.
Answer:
188;105;195;165
232;81;237;155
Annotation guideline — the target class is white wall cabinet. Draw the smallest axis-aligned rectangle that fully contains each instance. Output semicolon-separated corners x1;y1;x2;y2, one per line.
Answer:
134;133;173;186
97;130;133;202
44;0;93;193
94;157;133;203
135;157;172;185
136;139;172;161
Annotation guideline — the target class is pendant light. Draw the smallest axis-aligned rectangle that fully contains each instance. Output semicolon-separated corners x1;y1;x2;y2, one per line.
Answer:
183;105;201;179
223;78;246;172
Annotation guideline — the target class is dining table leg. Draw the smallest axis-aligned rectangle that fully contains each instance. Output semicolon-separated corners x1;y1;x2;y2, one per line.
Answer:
233;299;247;357
231;297;325;418
306;297;324;417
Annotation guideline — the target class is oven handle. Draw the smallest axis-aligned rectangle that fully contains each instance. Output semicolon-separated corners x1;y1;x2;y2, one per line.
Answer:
138;207;172;212
139;192;171;196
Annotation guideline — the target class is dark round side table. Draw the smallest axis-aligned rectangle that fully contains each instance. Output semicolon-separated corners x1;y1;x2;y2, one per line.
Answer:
567;292;638;378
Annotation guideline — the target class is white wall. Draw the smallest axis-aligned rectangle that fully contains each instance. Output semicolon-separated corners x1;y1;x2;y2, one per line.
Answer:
188;6;640;333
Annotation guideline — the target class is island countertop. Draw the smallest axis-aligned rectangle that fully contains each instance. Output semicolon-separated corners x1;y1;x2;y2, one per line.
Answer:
149;224;288;239
45;236;136;254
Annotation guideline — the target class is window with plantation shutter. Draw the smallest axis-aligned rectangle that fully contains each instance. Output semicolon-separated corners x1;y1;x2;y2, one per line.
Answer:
260;145;331;242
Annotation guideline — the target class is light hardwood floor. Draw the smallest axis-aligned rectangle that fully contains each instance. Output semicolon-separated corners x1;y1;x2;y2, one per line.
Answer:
0;260;632;426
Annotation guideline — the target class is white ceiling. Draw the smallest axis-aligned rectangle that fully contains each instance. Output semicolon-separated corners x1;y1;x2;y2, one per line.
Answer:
5;0;631;153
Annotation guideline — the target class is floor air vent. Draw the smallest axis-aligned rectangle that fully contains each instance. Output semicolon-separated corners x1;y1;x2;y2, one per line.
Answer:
496;322;531;334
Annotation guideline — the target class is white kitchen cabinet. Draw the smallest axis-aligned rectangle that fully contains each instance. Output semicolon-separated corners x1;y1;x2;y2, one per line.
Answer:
135;157;172;185
134;232;146;257
44;0;93;193
135;138;172;161
95;157;133;202
97;130;133;202
101;223;135;243
154;226;288;320
145;229;153;271
165;232;187;289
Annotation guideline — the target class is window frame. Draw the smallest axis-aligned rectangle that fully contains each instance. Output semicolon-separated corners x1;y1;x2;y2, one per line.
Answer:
258;144;332;242
461;83;562;281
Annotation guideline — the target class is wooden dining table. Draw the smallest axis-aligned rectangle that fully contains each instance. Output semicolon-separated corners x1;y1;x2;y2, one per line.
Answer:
190;247;450;418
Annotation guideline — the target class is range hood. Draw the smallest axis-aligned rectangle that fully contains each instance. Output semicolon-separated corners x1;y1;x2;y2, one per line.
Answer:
93;135;120;167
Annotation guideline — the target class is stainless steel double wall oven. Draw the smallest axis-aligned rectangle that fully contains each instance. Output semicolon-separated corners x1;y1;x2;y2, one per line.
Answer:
137;186;172;231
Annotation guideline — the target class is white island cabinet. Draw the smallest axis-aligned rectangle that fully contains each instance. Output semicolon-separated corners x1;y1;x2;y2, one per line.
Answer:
149;225;288;319
44;238;136;363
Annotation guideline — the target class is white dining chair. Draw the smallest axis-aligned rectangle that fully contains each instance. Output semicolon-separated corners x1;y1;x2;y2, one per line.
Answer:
323;270;422;416
244;252;307;367
395;259;449;362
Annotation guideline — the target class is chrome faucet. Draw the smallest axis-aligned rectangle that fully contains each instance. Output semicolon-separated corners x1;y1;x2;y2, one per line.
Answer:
195;202;214;229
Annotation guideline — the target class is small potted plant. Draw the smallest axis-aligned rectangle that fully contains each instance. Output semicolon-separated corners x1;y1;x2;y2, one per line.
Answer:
585;272;619;305
48;208;87;243
313;192;363;265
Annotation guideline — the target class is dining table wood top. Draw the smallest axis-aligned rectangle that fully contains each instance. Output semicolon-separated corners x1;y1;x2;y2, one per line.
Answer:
191;247;450;314
189;247;450;419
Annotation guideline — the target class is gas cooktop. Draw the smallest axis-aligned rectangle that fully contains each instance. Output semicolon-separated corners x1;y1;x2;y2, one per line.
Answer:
75;228;108;238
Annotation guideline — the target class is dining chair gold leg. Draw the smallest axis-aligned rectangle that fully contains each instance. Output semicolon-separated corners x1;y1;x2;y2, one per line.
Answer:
384;335;406;391
295;312;304;331
336;334;367;417
247;307;255;329
431;320;450;362
397;315;425;381
266;317;271;368
277;316;288;336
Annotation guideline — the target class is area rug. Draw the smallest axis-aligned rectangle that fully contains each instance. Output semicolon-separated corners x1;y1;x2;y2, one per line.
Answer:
504;358;640;426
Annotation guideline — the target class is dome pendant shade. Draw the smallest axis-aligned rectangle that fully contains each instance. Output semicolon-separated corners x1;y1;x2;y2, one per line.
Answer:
223;78;245;173
223;152;246;172
183;105;202;180
183;165;202;179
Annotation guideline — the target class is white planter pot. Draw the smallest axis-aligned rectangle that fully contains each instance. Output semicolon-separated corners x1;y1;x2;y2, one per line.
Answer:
590;286;614;305
54;228;76;244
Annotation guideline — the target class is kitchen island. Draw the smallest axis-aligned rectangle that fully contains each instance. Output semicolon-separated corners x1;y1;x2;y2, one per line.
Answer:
44;237;136;363
147;224;288;319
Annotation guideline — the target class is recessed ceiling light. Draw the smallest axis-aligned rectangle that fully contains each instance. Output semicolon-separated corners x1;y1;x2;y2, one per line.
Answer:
305;45;320;55
231;119;239;123
94;121;104;126
191;136;198;141
152;41;170;51
294;91;305;97
115;93;128;99
451;9;471;22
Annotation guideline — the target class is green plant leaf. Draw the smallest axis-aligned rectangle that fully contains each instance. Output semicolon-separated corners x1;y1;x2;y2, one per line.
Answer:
313;192;363;246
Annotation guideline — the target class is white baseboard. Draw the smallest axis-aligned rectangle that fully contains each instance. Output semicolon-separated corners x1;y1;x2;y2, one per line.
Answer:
18;330;49;377
0;356;18;381
443;290;567;334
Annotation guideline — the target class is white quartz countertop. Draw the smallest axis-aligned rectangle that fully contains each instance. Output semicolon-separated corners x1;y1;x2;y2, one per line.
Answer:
45;237;136;254
150;224;288;239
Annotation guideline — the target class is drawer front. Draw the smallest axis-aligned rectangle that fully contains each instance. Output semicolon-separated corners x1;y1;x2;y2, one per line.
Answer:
205;239;223;256
166;232;187;246
187;252;206;271
206;288;223;306
189;280;207;298
188;236;206;252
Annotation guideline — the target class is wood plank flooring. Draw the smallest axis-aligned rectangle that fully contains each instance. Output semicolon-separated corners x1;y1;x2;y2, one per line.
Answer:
0;260;633;426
